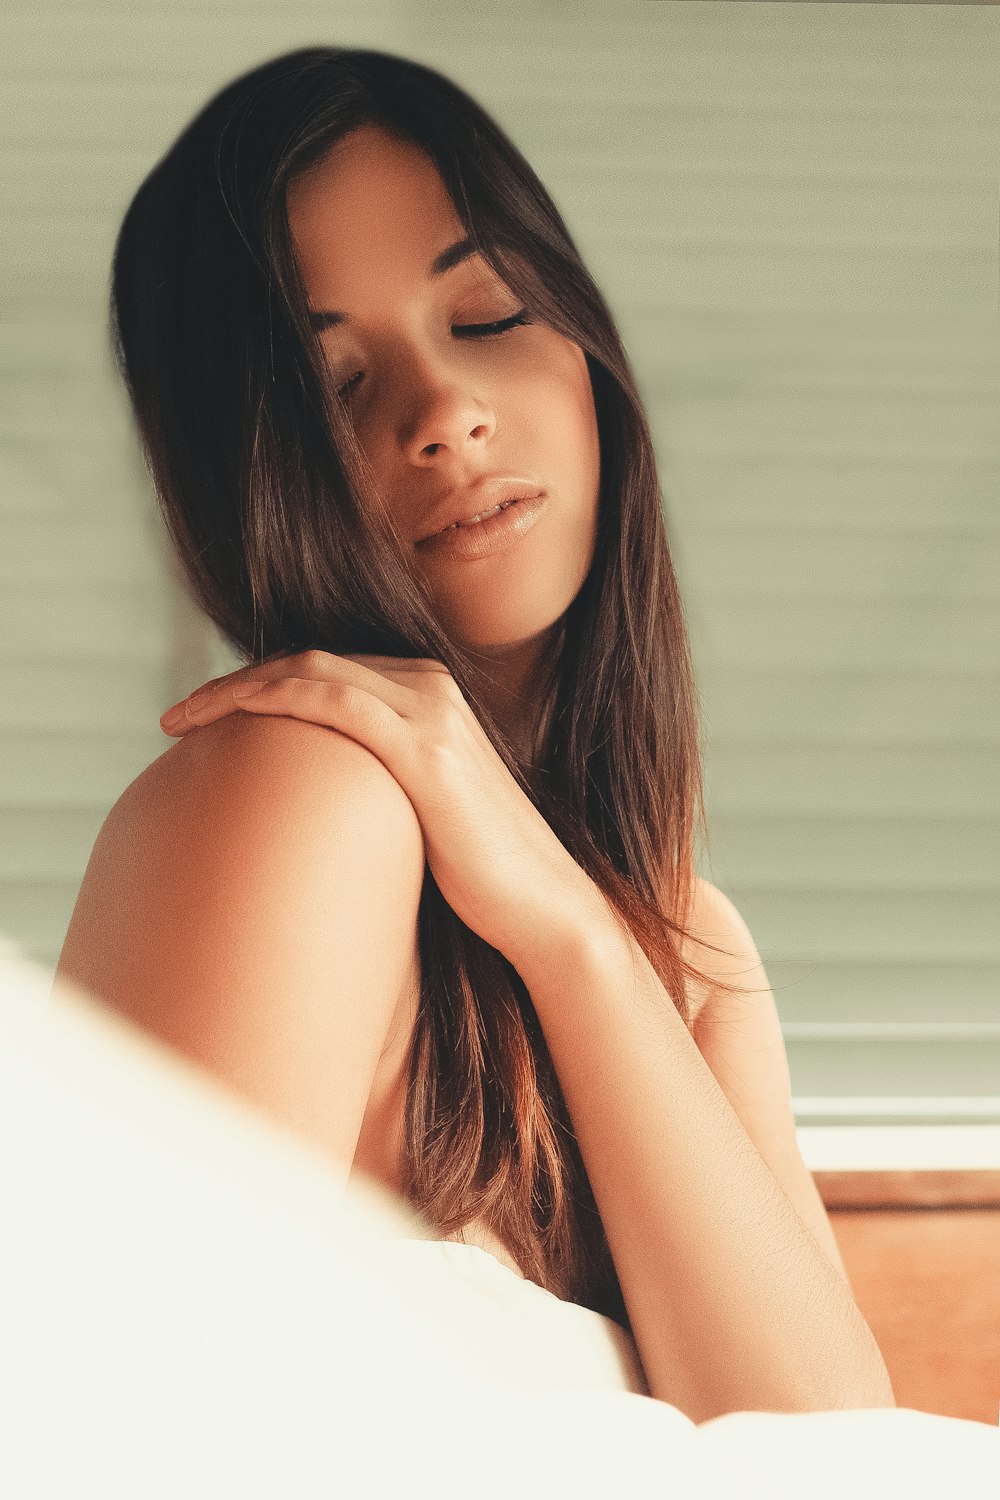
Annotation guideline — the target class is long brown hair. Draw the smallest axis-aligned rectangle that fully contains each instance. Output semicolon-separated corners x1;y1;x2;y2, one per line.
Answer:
109;46;747;1331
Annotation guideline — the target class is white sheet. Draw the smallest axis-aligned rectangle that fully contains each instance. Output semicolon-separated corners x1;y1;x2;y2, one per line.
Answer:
1;933;996;1499
366;1235;650;1395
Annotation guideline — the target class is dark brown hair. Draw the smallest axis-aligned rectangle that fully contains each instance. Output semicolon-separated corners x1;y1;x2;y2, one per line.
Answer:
109;46;747;1332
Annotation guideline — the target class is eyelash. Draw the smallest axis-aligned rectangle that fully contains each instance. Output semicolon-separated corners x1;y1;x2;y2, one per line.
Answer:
335;309;532;400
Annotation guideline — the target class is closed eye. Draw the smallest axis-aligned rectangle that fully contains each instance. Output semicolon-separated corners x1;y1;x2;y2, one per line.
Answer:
335;309;531;400
453;310;531;339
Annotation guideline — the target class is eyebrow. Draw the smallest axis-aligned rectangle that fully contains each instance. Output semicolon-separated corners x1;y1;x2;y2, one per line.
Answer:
307;236;479;331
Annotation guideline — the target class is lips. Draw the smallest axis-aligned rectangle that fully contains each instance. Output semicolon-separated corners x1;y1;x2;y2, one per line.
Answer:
417;478;544;544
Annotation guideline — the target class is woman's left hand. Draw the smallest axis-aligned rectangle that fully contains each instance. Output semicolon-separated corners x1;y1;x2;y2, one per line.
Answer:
159;651;605;977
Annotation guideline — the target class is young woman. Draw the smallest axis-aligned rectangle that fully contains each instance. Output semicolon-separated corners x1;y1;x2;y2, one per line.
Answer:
56;46;894;1422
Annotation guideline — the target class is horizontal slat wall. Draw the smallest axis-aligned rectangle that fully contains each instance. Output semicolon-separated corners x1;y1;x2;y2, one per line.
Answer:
0;4;421;973
2;3;997;1120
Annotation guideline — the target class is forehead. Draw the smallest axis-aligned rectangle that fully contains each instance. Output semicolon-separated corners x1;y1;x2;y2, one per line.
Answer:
286;124;480;308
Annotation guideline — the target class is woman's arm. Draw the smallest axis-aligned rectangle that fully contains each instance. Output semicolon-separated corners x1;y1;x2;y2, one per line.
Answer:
516;890;895;1424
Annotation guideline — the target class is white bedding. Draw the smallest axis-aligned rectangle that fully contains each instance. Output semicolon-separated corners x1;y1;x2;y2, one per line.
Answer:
1;933;996;1499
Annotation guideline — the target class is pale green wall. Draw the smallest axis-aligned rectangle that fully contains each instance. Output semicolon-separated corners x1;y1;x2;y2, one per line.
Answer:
2;2;998;1121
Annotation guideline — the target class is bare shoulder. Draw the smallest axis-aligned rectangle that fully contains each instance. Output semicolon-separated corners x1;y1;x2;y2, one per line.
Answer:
76;709;427;1004
56;711;426;1171
686;877;755;963
116;710;420;842
677;877;762;1026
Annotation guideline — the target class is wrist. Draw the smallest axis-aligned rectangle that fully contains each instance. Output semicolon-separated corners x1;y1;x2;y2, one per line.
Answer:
509;872;627;992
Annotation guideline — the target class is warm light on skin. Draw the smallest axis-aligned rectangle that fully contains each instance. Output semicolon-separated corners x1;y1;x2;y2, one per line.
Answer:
285;124;602;755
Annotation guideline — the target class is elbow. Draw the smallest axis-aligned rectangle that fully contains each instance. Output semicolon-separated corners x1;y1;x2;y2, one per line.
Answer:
799;1313;897;1415
801;1349;897;1417
693;1382;897;1427
841;1327;897;1412
689;1353;896;1426
850;1357;897;1412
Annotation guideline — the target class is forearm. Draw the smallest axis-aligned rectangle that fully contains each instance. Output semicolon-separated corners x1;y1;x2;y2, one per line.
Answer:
518;907;894;1423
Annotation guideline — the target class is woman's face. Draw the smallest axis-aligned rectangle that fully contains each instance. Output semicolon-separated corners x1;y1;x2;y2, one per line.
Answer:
285;124;602;652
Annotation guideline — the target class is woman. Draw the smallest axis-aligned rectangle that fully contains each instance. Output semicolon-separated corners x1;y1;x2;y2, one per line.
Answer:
56;46;894;1422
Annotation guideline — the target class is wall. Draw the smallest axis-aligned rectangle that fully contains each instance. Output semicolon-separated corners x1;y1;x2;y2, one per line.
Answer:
2;1;997;1122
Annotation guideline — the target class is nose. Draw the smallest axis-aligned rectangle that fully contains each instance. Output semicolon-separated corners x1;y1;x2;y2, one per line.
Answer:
396;353;497;466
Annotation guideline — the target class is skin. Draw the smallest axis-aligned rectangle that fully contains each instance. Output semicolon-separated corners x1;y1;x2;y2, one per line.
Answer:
285;124;602;760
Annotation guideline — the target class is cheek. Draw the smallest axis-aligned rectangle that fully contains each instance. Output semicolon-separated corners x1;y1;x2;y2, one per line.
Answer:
525;351;600;497
574;374;602;493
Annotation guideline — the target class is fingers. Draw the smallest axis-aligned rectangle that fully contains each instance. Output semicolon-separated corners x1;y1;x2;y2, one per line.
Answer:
159;652;448;738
